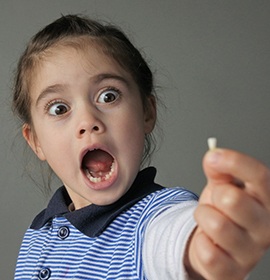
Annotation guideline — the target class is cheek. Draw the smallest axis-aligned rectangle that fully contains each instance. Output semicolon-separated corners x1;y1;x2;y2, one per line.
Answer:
33;124;69;158
120;112;146;152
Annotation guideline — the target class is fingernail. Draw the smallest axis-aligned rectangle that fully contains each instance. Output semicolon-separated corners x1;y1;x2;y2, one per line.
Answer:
206;149;222;164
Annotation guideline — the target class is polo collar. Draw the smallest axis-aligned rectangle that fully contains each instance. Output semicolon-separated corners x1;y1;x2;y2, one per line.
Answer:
30;167;163;237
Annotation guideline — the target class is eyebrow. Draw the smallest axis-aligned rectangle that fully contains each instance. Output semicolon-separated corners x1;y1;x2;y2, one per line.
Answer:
35;73;131;107
92;73;131;87
35;84;68;107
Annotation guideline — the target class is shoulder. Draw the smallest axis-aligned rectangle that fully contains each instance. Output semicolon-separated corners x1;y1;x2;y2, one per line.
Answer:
132;186;198;226
143;186;198;210
154;186;198;201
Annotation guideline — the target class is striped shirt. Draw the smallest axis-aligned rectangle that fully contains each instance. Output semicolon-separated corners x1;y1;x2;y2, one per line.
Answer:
15;167;198;279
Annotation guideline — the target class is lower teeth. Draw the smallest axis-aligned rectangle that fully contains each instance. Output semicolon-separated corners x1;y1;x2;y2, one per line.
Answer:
85;162;115;183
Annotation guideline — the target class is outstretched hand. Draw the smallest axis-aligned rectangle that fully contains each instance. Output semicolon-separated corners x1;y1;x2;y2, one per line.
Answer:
187;149;270;280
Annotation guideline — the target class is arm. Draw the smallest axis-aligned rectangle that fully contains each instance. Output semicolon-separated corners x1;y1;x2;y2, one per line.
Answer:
143;201;198;280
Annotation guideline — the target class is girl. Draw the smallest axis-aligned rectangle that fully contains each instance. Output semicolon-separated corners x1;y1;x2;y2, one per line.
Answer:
13;15;270;279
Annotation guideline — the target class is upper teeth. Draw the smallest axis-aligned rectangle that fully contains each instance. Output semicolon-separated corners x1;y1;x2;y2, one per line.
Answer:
85;161;115;183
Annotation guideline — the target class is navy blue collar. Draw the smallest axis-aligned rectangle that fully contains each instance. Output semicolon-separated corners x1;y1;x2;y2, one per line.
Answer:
30;167;163;237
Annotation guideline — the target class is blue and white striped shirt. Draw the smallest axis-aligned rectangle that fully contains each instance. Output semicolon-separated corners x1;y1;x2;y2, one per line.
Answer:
15;167;198;279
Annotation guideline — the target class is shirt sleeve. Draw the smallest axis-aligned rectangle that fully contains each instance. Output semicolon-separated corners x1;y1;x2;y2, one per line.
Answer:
142;200;198;280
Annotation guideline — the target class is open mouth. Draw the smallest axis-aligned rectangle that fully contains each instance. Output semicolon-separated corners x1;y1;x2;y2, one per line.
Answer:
82;149;115;183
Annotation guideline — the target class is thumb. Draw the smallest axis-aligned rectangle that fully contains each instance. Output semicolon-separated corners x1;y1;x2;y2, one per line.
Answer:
203;148;234;185
199;149;235;205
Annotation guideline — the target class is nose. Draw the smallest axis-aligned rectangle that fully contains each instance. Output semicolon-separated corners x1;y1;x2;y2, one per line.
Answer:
76;107;105;138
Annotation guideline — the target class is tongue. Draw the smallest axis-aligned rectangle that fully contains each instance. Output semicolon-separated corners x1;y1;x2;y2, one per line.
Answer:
83;149;113;174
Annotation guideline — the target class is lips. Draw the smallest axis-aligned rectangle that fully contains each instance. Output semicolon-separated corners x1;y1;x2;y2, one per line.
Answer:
81;149;115;184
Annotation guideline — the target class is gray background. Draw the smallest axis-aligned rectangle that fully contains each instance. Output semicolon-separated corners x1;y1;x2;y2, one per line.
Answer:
1;1;270;279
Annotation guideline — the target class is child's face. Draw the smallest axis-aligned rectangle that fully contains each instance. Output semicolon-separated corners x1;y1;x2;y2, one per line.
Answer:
23;44;156;209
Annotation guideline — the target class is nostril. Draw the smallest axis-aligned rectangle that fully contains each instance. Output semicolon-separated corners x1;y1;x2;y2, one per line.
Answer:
79;126;99;135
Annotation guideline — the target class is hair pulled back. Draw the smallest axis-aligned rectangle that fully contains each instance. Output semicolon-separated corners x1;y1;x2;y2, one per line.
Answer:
13;14;156;166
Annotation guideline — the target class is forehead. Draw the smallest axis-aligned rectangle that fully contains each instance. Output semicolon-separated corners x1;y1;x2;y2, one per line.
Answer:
29;40;136;96
37;37;130;75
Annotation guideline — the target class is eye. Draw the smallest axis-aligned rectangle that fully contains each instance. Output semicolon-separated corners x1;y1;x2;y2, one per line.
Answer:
97;88;120;104
47;101;70;116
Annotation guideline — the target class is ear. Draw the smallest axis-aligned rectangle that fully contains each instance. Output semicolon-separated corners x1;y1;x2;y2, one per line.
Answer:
144;95;157;134
22;124;46;161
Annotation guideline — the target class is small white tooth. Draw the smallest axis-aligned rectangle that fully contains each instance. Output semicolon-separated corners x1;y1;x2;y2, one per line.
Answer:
85;170;96;182
207;137;217;150
90;177;101;183
110;162;115;172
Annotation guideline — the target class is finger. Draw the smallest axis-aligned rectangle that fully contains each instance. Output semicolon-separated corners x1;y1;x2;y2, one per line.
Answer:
212;183;270;248
203;149;270;207
194;204;264;267
190;229;247;280
199;182;270;252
